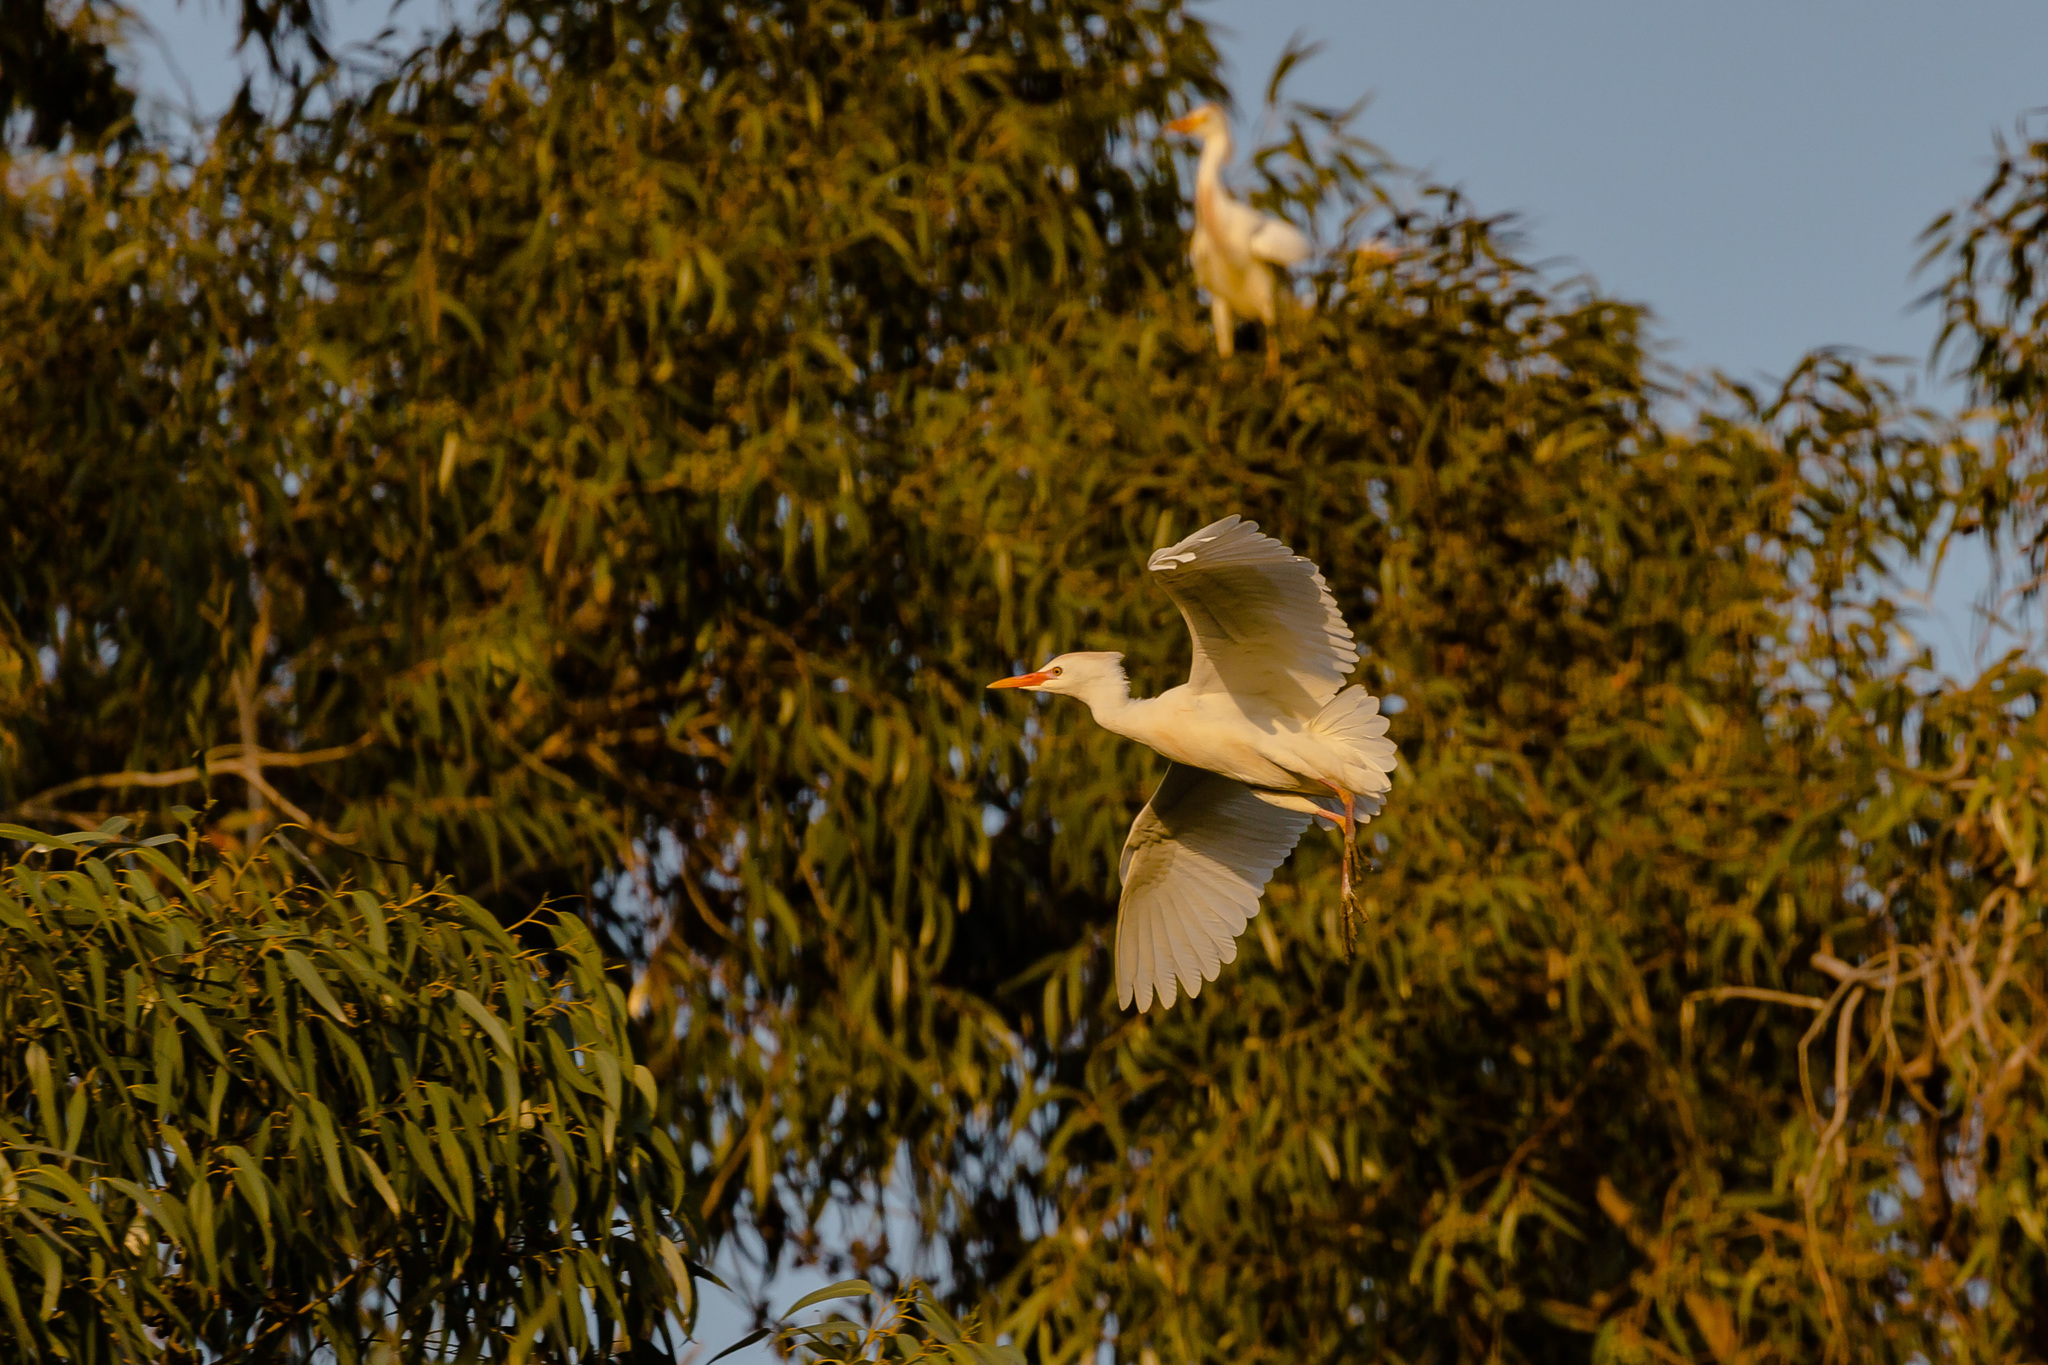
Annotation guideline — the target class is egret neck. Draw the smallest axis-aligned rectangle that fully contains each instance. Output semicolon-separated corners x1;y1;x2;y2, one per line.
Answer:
1066;659;1145;736
1192;123;1231;232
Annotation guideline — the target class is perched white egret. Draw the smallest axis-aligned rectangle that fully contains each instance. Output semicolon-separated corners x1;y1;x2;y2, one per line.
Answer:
989;516;1397;1012
1165;104;1312;372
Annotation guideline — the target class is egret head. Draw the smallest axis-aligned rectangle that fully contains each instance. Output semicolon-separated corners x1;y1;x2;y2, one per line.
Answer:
986;651;1127;698
1164;104;1228;142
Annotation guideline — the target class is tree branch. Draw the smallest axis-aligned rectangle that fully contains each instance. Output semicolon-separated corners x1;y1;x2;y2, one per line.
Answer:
9;735;373;845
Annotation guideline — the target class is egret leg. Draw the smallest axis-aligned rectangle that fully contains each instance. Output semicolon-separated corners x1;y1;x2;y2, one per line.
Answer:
1264;289;1287;378
1322;781;1362;958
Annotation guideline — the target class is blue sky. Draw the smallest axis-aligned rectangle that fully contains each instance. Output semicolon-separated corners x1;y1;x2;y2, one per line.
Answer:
1209;1;2048;387
1197;1;2048;672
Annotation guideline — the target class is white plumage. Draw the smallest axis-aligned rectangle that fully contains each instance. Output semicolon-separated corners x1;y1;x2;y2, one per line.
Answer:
989;516;1398;1011
1166;104;1312;369
1116;764;1309;1011
1148;514;1356;715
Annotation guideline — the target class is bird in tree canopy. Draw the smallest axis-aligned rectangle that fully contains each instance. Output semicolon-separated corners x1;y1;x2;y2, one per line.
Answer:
1166;103;1312;373
989;516;1397;1011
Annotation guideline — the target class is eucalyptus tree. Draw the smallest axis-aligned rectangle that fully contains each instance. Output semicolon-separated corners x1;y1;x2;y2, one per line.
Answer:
3;0;2047;1360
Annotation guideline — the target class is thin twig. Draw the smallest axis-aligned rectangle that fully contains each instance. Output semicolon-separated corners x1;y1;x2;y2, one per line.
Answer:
1796;980;1857;1129
1810;987;1865;1168
12;735;373;809
1690;985;1829;1011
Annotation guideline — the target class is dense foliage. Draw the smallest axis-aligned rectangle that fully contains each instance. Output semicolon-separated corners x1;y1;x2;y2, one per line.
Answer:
0;826;695;1361
5;1;2048;1360
730;1280;1024;1364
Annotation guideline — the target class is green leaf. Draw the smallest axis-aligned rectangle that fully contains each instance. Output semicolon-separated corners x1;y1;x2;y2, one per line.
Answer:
453;988;516;1059
781;1279;874;1317
157;992;229;1066
283;948;352;1026
705;1328;771;1364
658;1235;697;1326
353;1146;402;1216
688;1258;732;1293
0;1254;30;1346
308;1099;354;1206
916;1298;964;1346
222;1145;276;1264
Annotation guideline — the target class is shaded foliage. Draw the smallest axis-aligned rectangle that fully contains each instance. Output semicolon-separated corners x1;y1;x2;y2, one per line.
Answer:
0;825;695;1361
732;1279;1022;1365
4;0;2048;1360
1;0;335;149
1930;112;2048;592
0;0;134;148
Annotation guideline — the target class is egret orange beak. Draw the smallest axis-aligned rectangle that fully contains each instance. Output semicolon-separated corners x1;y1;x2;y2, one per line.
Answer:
1165;112;1201;134
987;671;1051;690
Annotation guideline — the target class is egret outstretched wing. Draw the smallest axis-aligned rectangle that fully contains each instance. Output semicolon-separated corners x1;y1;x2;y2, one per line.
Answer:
1116;763;1311;1012
1148;515;1358;712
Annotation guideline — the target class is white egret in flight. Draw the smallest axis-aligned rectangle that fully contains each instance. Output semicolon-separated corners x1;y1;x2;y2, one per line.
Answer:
989;516;1397;1012
1165;104;1312;374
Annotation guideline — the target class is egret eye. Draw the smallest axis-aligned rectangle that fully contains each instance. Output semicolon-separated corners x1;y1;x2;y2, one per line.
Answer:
1050;666;1063;677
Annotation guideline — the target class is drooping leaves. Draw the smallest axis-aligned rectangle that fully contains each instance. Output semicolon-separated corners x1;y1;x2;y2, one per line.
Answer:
0;827;697;1361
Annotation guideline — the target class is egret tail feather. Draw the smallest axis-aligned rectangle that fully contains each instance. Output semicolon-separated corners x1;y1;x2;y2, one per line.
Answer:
1310;685;1399;810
